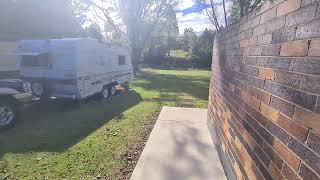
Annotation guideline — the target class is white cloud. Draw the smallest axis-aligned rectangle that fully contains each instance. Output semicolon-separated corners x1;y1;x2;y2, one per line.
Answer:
177;0;214;34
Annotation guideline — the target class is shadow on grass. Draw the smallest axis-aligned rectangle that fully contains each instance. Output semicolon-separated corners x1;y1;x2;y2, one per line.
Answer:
135;71;210;101
0;90;142;157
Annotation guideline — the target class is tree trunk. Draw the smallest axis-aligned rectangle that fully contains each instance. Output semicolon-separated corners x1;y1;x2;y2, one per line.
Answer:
131;46;142;75
222;0;227;27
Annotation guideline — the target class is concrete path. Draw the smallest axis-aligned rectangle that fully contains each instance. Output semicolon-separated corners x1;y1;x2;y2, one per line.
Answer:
131;106;227;180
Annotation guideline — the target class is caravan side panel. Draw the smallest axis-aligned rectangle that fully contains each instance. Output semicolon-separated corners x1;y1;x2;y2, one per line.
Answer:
75;39;133;99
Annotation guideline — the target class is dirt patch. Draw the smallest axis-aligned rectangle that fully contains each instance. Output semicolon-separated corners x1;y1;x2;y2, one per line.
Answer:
118;111;159;180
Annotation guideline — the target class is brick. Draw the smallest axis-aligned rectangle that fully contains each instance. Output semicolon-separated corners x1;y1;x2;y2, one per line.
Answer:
249;46;262;56
296;19;320;39
240;65;259;76
315;99;320;114
243;48;250;56
301;0;320;7
260;7;277;24
299;163;320;180
248;86;271;104
251;16;261;28
257;33;272;45
274;70;302;89
258;68;274;80
264;81;317;110
248;37;257;46
282;163;302;180
280;40;309;57
258;57;291;70
307;131;320;155
308;38;320;56
247;57;257;65
248;11;256;20
249;96;261;110
294;107;320;133
277;0;301;17
270;96;296;117
241;91;251;103
262;142;284;168
285;4;316;27
261;44;281;56
268;162;284;179
240;39;249;47
300;75;320;94
244;29;253;39
272;26;297;43
260;103;280;121
239;15;248;25
253;25;266;36
290;57;320;75
247;75;265;89
273;139;301;171
265;16;286;32
277;114;309;142
256;1;271;15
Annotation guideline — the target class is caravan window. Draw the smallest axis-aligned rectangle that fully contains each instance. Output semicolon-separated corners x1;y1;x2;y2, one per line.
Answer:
118;55;126;66
21;53;52;68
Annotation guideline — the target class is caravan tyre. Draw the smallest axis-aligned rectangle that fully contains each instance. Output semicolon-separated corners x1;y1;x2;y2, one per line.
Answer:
102;87;110;99
110;86;116;96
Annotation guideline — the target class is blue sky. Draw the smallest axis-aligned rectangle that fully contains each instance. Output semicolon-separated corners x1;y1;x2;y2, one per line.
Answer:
177;0;213;33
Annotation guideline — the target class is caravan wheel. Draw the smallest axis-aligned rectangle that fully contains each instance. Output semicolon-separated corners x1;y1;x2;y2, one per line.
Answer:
102;87;110;98
110;86;116;96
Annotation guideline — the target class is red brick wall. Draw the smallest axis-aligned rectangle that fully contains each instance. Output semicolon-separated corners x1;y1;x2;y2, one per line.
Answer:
208;0;320;179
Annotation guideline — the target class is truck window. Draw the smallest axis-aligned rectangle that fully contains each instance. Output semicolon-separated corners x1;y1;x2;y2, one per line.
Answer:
21;53;52;68
118;55;126;66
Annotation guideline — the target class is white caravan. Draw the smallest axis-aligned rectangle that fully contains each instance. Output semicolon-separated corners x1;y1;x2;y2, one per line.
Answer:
14;38;133;100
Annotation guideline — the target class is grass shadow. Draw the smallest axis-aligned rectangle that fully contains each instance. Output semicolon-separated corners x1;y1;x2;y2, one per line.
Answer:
0;90;142;157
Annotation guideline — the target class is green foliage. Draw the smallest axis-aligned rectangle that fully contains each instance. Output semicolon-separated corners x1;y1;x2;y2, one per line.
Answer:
181;28;198;52
191;29;215;68
81;24;103;41
144;5;180;64
228;0;241;25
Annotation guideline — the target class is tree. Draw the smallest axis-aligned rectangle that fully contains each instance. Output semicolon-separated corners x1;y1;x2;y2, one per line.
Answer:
196;0;226;30
78;0;178;74
180;28;198;52
82;24;104;41
191;29;215;68
144;5;180;64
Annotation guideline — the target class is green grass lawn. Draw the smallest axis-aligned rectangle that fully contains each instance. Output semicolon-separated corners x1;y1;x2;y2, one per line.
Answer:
169;49;190;59
0;68;210;179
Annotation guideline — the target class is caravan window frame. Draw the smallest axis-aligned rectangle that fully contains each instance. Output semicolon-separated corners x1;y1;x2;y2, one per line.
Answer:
21;53;53;69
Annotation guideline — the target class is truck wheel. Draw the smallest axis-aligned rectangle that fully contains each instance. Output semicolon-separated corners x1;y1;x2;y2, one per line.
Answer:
0;100;17;128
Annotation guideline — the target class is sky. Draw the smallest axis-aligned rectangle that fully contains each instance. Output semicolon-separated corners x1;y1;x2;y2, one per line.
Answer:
84;0;216;35
177;0;214;34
